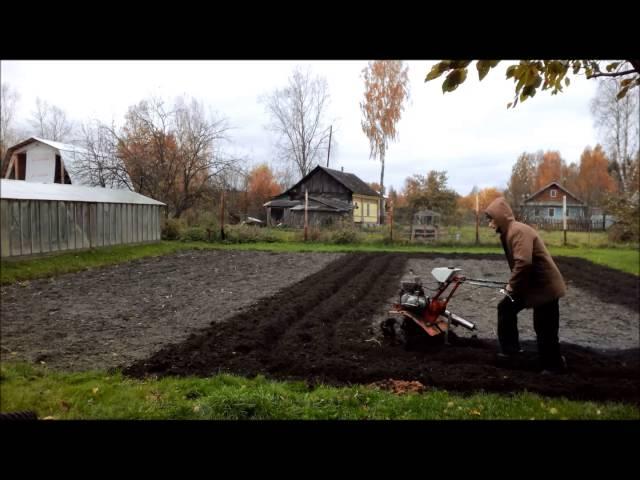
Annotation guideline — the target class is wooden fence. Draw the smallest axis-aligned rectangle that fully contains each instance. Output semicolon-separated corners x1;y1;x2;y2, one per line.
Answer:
526;218;607;232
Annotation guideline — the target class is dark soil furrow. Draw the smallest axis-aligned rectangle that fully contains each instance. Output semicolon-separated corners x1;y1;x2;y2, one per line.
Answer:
253;253;375;355
267;254;406;370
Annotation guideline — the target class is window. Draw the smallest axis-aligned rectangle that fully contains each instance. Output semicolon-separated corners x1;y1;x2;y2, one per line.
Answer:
549;208;555;217
550;189;557;198
534;208;540;216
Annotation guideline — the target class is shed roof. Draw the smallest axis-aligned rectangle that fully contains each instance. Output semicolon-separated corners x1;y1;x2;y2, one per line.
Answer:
414;209;441;217
308;195;352;211
0;179;165;205
289;197;352;212
263;199;302;208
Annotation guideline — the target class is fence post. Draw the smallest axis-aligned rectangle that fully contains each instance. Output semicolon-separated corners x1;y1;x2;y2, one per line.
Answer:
389;200;394;242
220;190;225;241
563;195;567;246
475;193;479;245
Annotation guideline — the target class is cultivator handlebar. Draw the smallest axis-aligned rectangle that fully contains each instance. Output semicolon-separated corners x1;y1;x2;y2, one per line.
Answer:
464;278;515;302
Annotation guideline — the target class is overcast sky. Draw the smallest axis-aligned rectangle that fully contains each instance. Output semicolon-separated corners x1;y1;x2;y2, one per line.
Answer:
1;60;601;195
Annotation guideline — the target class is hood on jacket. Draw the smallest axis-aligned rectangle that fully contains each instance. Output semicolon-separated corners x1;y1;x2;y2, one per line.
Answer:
485;197;515;233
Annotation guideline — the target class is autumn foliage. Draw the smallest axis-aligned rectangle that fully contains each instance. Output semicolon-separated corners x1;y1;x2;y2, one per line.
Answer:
505;146;618;209
458;187;504;213
361;60;410;223
246;164;281;218
115;96;233;218
534;151;564;190
576;145;617;206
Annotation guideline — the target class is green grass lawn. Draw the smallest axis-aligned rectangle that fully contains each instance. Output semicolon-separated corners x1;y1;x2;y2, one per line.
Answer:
1;237;637;285
1;362;637;420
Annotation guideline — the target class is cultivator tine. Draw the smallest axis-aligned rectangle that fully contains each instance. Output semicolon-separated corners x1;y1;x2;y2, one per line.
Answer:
389;306;444;336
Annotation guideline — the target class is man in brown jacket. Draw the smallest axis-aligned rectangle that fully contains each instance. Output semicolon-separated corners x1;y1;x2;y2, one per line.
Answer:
485;197;567;373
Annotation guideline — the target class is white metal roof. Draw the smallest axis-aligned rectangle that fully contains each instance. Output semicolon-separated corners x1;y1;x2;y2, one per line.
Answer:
0;179;165;205
31;137;83;153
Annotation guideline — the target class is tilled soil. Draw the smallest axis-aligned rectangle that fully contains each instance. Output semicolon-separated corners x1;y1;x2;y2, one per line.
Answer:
122;252;640;405
0;250;344;370
2;250;638;405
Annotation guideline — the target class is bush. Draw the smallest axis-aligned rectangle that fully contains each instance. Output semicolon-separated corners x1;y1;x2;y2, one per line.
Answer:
293;227;324;242
180;227;209;242
162;218;185;240
608;222;638;243
223;225;279;243
326;227;363;244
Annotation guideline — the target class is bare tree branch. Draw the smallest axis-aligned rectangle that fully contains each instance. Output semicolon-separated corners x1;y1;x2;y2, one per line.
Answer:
262;66;332;178
588;69;637;79
29;98;74;142
110;95;238;218
590;78;639;194
1;83;20;161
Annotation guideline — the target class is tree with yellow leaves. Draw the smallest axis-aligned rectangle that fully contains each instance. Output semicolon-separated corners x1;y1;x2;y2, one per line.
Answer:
361;61;410;224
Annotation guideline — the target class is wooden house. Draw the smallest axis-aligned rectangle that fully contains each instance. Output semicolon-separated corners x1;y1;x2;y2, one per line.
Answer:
264;166;380;227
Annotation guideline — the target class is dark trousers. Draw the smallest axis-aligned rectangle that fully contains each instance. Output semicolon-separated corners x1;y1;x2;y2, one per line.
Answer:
497;296;562;369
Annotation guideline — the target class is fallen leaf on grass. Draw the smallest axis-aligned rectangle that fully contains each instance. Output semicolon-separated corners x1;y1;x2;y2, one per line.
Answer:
367;379;426;395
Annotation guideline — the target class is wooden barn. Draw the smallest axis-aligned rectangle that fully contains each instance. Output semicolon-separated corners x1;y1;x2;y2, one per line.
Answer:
0;179;165;258
263;166;380;227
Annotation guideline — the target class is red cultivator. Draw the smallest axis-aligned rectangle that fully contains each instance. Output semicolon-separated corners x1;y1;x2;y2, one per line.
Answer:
383;267;510;346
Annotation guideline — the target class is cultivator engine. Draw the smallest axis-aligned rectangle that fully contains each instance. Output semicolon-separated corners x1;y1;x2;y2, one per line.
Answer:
382;267;509;345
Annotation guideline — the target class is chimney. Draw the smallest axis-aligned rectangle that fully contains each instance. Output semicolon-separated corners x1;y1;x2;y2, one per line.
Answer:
341;166;344;172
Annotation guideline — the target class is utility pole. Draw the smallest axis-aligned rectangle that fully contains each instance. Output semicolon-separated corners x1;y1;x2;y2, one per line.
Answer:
389;200;394;242
304;189;309;241
326;125;332;168
220;189;226;241
475;193;480;245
